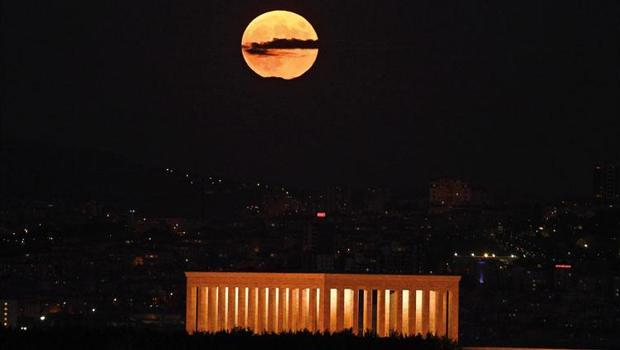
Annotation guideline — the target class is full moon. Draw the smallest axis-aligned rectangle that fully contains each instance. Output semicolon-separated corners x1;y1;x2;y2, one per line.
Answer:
241;10;319;80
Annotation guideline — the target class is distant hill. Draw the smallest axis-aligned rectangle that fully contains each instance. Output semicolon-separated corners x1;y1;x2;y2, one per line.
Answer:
0;140;246;219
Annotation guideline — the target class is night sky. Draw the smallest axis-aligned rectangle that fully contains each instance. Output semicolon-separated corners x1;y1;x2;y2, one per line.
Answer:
3;1;619;198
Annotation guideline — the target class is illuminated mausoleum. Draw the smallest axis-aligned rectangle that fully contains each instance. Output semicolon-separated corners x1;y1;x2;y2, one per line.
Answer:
185;272;460;339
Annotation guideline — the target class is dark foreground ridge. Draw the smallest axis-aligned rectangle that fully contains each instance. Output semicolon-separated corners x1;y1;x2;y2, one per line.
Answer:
0;328;459;350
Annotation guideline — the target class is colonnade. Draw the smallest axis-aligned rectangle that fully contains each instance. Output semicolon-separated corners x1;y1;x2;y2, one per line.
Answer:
186;272;460;339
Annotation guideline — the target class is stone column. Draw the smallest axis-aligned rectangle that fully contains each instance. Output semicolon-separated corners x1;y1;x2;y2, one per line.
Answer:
278;288;286;332
268;287;277;332
448;285;459;340
421;289;430;335
286;288;297;332
220;287;227;331
238;287;247;328
309;288;317;331
227;287;235;331
217;286;226;331
377;289;385;336
363;289;372;333
247;287;256;330
436;289;446;336
299;288;307;330
352;289;359;335
204;286;217;332
186;284;197;334
408;289;417;335
257;288;266;333
318;287;330;332
336;288;345;331
290;288;298;331
196;286;207;332
394;289;403;334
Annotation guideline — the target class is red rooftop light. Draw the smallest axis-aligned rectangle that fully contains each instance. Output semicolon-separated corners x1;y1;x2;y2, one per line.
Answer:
316;211;326;218
555;264;572;269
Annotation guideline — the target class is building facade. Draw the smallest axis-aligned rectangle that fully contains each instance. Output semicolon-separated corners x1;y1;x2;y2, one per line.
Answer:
185;272;460;339
594;164;618;203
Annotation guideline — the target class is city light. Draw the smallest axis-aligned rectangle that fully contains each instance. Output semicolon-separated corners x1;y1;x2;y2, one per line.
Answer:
555;264;572;269
316;211;327;218
40;315;46;321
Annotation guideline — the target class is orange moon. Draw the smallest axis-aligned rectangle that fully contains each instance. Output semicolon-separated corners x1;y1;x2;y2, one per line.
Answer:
241;11;319;80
